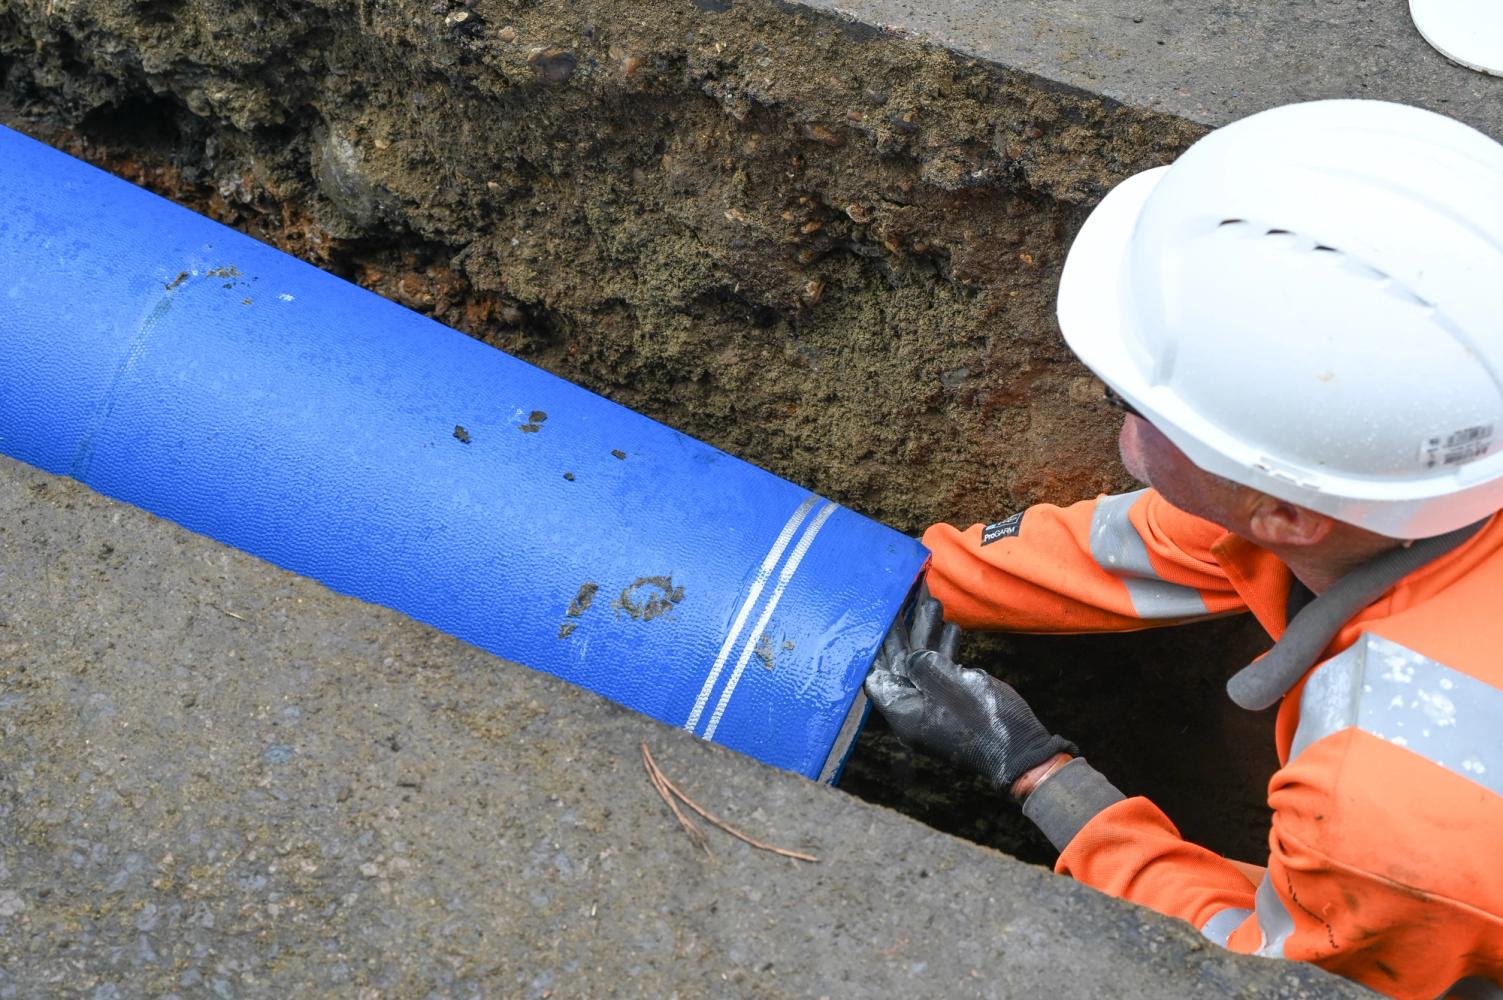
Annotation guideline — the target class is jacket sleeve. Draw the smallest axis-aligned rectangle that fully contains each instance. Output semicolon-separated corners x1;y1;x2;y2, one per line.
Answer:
1052;796;1263;940
921;488;1246;632
1054;752;1480;998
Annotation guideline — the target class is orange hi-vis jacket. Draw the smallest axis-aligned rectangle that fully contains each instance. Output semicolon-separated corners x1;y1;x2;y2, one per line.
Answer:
923;488;1503;999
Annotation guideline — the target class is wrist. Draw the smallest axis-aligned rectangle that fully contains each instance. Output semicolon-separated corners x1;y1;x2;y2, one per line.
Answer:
1008;752;1073;803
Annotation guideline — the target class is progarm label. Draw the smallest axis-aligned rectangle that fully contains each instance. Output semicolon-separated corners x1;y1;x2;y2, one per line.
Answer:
981;511;1024;545
1420;424;1495;469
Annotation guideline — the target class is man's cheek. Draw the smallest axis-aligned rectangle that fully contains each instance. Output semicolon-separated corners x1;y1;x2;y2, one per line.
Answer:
1118;416;1152;484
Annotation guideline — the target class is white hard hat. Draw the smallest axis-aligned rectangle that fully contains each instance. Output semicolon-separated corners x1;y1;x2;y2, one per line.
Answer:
1057;100;1503;539
1411;0;1503;76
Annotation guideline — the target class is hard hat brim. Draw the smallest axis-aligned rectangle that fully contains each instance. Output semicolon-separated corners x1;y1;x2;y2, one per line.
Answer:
1056;108;1503;540
1056;161;1503;539
1411;0;1503;77
1056;166;1168;418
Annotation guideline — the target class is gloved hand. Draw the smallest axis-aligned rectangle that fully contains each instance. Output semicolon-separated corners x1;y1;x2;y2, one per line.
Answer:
865;583;1077;791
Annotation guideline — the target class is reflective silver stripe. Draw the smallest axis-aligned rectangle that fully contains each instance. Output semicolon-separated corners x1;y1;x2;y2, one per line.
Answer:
684;495;819;733
1200;906;1251;947
1087;490;1209;619
1446;977;1503;1000
1252;872;1295;959
702;502;839;741
1291;632;1503;797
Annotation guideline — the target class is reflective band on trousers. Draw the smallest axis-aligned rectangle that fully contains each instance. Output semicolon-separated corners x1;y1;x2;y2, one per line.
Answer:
1291;632;1503;796
1251;872;1296;958
1088;490;1209;619
1200;874;1296;957
1201;887;1503;995
1196;874;1296;956
1200;906;1252;947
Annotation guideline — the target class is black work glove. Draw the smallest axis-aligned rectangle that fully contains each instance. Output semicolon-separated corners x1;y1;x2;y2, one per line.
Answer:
865;584;1077;790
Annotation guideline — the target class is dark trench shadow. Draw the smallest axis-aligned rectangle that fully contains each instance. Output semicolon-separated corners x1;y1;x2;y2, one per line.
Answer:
839;613;1281;868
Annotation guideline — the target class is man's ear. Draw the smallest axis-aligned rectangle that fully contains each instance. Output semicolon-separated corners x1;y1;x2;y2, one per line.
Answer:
1245;494;1335;548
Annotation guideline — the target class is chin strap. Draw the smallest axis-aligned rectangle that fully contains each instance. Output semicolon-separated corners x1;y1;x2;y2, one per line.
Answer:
1226;518;1490;711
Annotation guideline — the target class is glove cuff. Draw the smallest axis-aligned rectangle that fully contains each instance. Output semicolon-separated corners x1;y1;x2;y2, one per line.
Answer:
996;733;1079;788
1019;757;1125;851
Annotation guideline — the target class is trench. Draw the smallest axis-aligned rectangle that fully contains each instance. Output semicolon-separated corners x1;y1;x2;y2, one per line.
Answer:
0;0;1278;866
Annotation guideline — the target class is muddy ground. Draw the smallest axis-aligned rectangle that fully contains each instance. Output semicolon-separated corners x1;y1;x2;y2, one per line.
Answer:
0;0;1276;863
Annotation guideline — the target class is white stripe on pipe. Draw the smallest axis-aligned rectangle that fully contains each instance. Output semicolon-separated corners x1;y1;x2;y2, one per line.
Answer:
702;502;839;741
683;494;820;733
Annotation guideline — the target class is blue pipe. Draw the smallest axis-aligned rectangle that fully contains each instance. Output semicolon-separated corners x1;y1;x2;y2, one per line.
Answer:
0;126;926;781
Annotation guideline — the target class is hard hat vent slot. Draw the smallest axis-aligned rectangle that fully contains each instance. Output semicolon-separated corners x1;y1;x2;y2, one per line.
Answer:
1209;224;1433;306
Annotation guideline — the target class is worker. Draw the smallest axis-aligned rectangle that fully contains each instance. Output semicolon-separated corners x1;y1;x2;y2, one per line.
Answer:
866;100;1503;999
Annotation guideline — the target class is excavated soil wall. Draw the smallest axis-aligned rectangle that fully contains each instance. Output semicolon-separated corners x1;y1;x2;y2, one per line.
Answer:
0;0;1276;862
